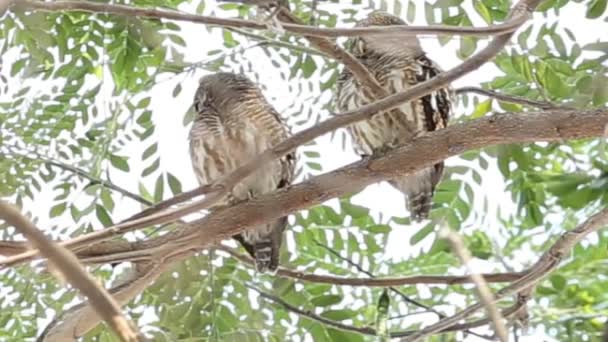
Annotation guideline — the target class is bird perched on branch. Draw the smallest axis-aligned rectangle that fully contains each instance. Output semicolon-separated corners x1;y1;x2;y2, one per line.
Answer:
335;11;452;222
189;72;295;273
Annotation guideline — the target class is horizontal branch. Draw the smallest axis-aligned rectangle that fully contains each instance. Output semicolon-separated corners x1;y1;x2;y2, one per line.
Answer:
218;246;524;286
0;201;140;341
455;86;571;110
248;283;529;338
16;0;526;38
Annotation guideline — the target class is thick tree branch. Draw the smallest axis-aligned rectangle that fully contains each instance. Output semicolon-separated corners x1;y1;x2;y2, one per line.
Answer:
443;230;508;342
16;0;527;38
2;108;606;268
0;201;140;342
405;206;608;341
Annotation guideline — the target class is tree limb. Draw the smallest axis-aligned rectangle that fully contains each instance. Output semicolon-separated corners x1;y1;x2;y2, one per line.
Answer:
0;200;140;342
16;0;527;38
1;108;606;268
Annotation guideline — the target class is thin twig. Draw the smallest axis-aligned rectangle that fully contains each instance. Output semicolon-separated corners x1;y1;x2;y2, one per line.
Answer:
313;241;494;340
1;150;151;205
246;283;527;338
455;86;572;110
442;229;509;342
313;240;438;312
16;0;527;38
0;200;140;342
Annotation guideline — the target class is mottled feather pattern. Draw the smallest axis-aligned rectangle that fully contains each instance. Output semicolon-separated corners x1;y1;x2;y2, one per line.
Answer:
189;72;295;273
335;11;452;222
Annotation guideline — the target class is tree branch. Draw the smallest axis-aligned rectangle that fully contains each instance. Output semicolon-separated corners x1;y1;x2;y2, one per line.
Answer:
16;0;528;38
2;108;606;268
405;206;608;341
0;200;140;342
312;240;498;341
246;283;529;338
455;86;572;110
442;229;508;342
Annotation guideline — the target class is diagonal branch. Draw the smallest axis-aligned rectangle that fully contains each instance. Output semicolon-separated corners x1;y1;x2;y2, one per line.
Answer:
16;0;527;38
0;200;140;342
405;206;608;341
442;229;508;342
1;108;606;268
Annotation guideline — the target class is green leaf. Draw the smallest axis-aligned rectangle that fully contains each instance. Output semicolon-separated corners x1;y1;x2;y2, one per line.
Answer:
550;274;567;291
142;158;160;177
586;0;607;18
410;223;434;245
341;201;369;219
95;205;113;226
311;294;342;307
109;155;130;172
167;173;183;195
407;1;416;22
302;55;317;78
320;309;357;321
375;289;390;340
471;99;492;118
474;0;492;23
154;175;164;203
49;203;66;218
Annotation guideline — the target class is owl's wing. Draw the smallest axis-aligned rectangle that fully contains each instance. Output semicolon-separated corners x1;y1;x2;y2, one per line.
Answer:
414;55;452;133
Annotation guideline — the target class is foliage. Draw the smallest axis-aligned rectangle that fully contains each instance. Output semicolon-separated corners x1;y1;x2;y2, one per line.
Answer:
0;0;607;340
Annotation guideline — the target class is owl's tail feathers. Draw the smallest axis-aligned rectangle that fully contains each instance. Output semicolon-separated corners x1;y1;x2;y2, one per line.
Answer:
406;191;432;222
252;240;278;274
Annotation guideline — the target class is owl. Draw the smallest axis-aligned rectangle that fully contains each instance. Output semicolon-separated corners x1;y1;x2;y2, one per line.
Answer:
189;72;295;273
335;11;452;222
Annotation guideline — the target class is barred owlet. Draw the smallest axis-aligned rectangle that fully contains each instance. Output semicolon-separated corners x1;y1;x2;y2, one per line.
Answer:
189;72;295;273
335;11;452;221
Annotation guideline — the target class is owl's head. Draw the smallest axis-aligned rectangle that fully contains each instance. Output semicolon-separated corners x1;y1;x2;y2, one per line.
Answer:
352;11;423;58
194;72;257;114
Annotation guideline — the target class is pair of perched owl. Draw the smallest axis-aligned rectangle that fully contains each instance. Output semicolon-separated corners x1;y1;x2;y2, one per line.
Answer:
189;12;452;273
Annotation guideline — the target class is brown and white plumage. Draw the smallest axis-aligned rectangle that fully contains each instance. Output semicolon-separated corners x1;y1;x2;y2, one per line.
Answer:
189;72;295;273
335;11;452;222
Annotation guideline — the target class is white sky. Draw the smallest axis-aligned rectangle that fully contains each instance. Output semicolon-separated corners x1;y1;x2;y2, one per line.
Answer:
2;0;607;340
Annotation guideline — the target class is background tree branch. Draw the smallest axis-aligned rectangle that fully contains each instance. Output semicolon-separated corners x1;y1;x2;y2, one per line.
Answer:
16;0;528;38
